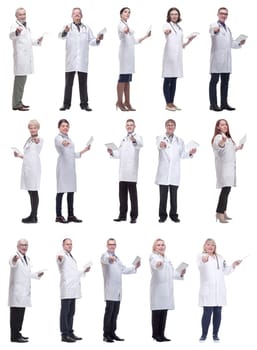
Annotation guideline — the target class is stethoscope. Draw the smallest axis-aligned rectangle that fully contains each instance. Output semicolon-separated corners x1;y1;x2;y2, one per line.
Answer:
169;22;181;34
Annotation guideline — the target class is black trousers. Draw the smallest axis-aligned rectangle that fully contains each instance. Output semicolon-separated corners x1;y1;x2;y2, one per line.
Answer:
216;186;231;213
10;307;26;341
159;185;178;221
60;299;76;337
56;192;74;217
63;71;88;108
201;306;222;337
209;73;230;107
118;181;138;220
103;301;120;337
163;77;177;104
152;310;168;339
28;190;39;218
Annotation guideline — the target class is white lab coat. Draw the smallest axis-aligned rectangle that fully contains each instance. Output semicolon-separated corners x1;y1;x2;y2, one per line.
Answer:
150;253;182;310
8;252;39;307
112;133;143;182
59;23;98;73
9;20;39;75
213;134;236;188
20;137;43;191
55;133;81;193
162;22;183;78
155;134;190;186
118;21;139;74
197;253;234;306
101;251;136;301
209;22;240;73
57;251;85;299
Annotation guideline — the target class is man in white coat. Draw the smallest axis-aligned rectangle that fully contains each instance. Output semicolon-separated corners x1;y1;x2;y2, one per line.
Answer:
59;7;103;111
8;239;44;342
155;119;196;223
101;238;141;342
10;8;43;111
209;7;246;111
107;119;143;224
57;238;91;342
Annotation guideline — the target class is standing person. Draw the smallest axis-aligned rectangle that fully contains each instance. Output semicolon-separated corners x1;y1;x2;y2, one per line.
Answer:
8;239;44;342
116;7;151;111
198;238;242;342
150;239;186;342
155;119;196;223
162;7;196;111
14;119;43;224
107;119;143;223
209;7;246;111
59;7;104;111
212;119;243;223
10;7;43;111
57;238;91;342
55;119;91;223
101;238;140;342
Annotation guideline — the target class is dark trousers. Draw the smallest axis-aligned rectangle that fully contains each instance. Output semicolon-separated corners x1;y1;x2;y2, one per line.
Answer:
60;299;76;337
209;73;230;107
163;77;177;104
28;190;39;218
63;71;88;108
201;306;222;337
152;310;168;339
159;185;178;221
56;192;74;217
216;186;231;213
10;307;25;340
118;181;138;220
103;301;120;337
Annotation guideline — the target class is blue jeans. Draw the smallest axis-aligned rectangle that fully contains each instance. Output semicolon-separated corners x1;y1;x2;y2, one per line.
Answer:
201;306;222;337
163;77;177;104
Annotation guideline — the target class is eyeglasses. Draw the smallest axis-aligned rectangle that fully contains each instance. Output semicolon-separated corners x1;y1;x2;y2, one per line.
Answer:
219;12;228;16
108;244;116;246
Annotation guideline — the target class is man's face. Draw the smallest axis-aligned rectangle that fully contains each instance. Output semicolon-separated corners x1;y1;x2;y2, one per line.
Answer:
165;122;176;135
72;9;82;24
63;239;72;253
107;240;116;254
17;240;28;255
126;121;135;134
218;9;228;23
16;9;26;23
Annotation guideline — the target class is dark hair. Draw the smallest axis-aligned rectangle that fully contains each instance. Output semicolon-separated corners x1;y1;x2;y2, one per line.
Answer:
166;7;181;23
58;119;69;128
120;7;130;16
126;119;135;124
165;119;176;127
211;119;234;144
63;238;72;244
107;238;116;244
218;7;228;14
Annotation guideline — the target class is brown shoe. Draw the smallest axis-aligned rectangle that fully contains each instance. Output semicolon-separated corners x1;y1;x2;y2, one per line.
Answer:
13;106;29;111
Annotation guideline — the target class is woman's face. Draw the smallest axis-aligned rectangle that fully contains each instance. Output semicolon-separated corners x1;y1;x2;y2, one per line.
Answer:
154;240;166;255
120;8;130;21
28;124;39;137
169;10;179;23
218;120;228;134
59;122;70;135
204;241;216;255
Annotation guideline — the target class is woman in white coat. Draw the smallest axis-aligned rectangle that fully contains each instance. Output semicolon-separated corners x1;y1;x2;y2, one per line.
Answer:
14;120;43;224
116;7;150;111
150;238;186;342
55;119;91;223
212;119;243;223
162;7;196;111
198;238;241;342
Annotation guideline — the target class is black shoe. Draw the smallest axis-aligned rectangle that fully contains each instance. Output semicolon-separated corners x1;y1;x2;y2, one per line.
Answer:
170;217;180;223
70;334;82;340
113;217;126;222
130;219;137;224
158;218;167;223
220;104;235;111
111;334;124;341
67;215;83;223
81;105;92;111
103;336;114;343
22;104;30;109
11;337;28;343
153;337;165;342
21;216;38;224
199;335;206;342
162;337;171;341
213;335;220;342
21;336;29;340
55;216;68;223
12;106;29;111
210;105;222;111
62;336;76;342
59;105;70;111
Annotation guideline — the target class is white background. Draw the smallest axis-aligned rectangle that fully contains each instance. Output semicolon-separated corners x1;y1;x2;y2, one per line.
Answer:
0;0;256;349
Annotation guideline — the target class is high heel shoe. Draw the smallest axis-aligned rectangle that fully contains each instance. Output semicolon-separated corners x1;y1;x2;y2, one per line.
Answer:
116;102;128;111
224;212;232;220
123;103;136;111
216;213;228;223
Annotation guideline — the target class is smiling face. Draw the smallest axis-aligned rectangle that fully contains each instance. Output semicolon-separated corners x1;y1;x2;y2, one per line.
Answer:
28;124;39;137
169;10;179;23
63;239;72;253
120;8;130;21
72;8;82;24
107;239;116;254
16;8;26;23
126;120;135;134
59;122;69;135
217;119;228;134
165;121;176;136
217;8;228;23
17;239;28;255
153;239;166;255
203;239;216;255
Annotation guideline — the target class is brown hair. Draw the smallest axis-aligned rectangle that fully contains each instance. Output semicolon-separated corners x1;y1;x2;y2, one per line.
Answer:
166;7;181;23
211;119;234;144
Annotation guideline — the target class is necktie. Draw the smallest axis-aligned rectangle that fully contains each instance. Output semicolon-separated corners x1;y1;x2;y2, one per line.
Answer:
75;23;80;32
24;255;28;265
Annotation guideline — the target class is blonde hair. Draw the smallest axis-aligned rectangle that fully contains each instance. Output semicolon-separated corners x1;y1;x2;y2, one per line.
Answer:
28;119;40;129
203;238;217;254
152;238;165;252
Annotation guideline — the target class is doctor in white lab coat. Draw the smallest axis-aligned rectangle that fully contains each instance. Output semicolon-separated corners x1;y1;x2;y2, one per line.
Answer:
57;238;90;342
211;119;243;223
55;119;91;224
10;8;42;111
155;119;196;223
116;7;150;111
8;239;43;342
101;238;140;342
162;7;196;111
150;238;185;342
14;120;43;224
198;238;241;342
209;7;246;111
107;119;143;223
59;7;103;111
